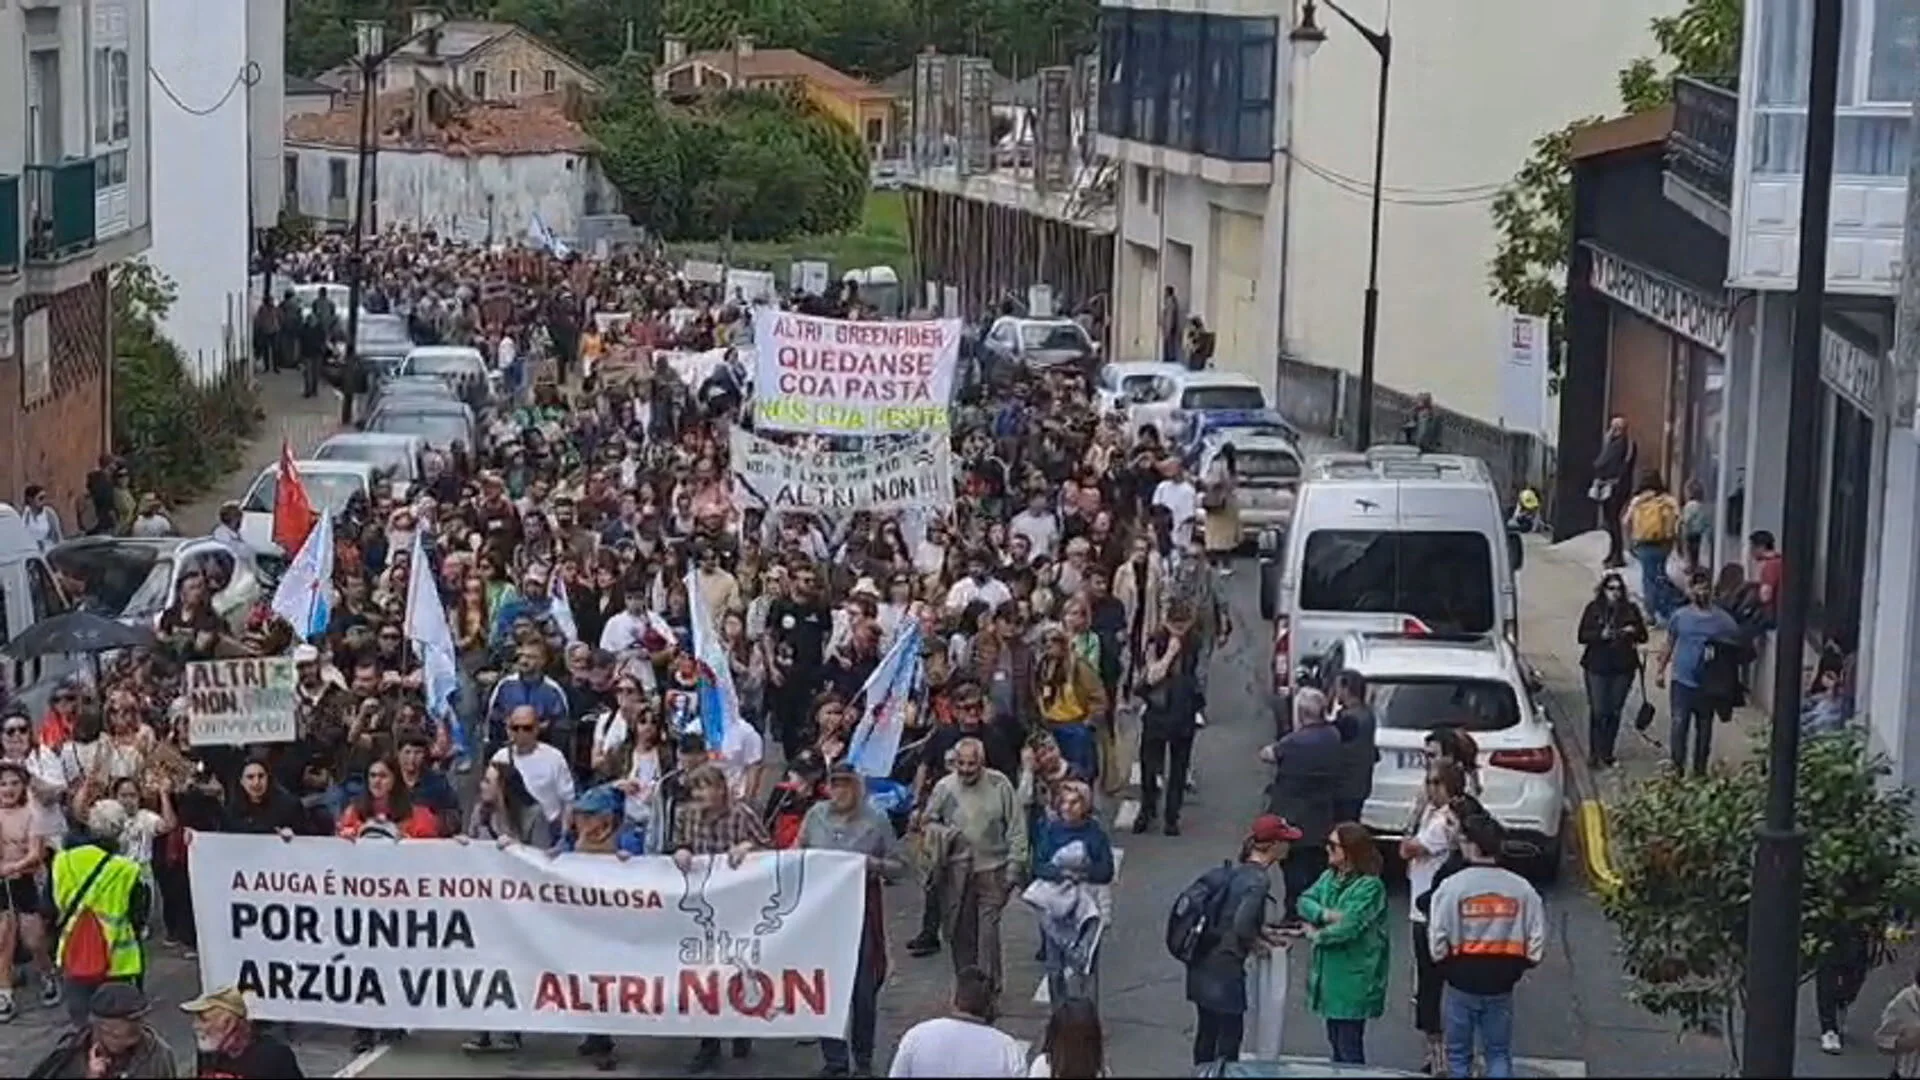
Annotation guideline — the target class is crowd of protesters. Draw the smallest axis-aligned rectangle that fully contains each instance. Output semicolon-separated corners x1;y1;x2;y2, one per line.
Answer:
0;226;1261;1079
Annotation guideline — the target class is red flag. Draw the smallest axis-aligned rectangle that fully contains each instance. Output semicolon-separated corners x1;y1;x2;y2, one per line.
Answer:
271;440;318;554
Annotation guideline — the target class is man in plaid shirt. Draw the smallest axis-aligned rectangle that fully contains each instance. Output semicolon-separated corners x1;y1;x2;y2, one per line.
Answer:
668;762;769;1073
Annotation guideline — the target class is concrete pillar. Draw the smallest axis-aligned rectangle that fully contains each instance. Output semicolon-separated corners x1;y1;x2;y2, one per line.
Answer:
1866;428;1920;791
1742;292;1795;544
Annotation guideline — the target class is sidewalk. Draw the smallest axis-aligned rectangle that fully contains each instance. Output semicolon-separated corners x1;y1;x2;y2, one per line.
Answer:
1515;532;1768;882
171;372;344;535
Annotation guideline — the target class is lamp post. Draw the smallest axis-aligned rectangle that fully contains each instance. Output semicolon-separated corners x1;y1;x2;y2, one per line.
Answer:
1290;0;1390;450
340;29;420;426
1741;0;1843;1075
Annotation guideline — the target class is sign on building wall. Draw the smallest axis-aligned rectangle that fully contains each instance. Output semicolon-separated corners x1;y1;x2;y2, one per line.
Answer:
1821;327;1884;417
1497;311;1550;437
1585;244;1730;353
957;57;994;177
1035;66;1074;193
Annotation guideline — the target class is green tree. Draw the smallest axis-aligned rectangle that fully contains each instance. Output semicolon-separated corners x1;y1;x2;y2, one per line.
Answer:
1486;0;1741;377
590;86;867;243
1603;731;1920;1073
111;261;262;500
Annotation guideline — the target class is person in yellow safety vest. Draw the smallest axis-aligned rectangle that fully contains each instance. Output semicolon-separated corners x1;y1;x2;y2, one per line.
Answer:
44;798;149;1028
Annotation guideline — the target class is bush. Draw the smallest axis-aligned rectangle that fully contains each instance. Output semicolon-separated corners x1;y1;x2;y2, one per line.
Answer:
110;259;263;501
1603;728;1920;1071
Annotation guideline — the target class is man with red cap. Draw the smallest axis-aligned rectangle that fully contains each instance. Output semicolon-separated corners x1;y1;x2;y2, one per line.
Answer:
1181;814;1302;1067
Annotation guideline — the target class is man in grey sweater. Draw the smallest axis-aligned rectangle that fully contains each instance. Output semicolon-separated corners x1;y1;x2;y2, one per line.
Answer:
800;764;907;1077
921;737;1027;999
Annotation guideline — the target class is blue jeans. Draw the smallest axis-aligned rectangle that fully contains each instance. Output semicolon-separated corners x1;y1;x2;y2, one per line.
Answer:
821;959;880;1073
1583;670;1635;762
1443;986;1514;1077
1668;681;1713;775
1635;543;1675;622
1326;1017;1367;1064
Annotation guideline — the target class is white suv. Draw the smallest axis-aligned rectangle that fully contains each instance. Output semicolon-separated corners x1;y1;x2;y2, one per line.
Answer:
1320;630;1564;880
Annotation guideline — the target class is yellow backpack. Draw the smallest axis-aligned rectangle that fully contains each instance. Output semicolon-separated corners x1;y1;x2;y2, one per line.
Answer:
1629;495;1679;545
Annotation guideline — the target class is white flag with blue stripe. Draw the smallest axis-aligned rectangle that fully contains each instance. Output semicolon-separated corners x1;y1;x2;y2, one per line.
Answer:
684;566;746;750
550;571;580;643
528;214;571;258
269;512;334;640
845;622;923;778
404;532;460;723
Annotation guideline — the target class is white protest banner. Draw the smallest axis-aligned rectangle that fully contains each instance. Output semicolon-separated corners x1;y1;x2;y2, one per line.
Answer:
751;308;959;435
682;259;725;285
658;347;731;390
726;268;777;305
183;658;297;747
790;260;831;297
189;835;866;1037
730;427;953;512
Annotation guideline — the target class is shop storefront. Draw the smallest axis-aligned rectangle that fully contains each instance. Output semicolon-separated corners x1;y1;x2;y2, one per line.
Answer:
1813;324;1882;650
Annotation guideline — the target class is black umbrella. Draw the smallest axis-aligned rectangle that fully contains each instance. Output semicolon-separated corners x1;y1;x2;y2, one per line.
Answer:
4;610;157;661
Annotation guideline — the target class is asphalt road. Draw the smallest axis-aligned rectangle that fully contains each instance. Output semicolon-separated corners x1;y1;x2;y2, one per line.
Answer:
2;546;1903;1077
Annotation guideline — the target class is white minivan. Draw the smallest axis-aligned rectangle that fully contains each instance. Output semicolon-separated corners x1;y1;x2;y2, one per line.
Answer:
1258;446;1522;727
0;504;81;716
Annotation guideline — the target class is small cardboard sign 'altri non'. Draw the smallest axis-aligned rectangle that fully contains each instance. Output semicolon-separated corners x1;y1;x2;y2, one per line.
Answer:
184;657;298;747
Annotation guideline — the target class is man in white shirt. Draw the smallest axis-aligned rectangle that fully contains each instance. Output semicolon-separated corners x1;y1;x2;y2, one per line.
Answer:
598;588;653;656
888;967;1026;1078
944;552;1013;617
21;485;61;550
1151;457;1200;536
1008;492;1060;561
491;704;575;830
715;718;766;803
210;501;247;555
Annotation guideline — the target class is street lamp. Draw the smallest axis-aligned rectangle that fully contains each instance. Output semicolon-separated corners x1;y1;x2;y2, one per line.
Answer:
1741;0;1843;1075
1290;0;1390;450
340;27;423;426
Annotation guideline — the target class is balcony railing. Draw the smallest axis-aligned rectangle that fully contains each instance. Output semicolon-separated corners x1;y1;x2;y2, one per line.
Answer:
0;176;18;272
1667;75;1737;206
24;158;98;262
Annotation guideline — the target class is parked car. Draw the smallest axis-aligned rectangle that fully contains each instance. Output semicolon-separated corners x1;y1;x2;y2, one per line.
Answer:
1199;433;1302;540
362;375;460;422
1319;630;1563;880
1130;370;1270;447
365;399;479;453
399;345;494;411
979;316;1099;379
239;459;382;561
46;536;265;630
313;432;429;497
0;503;82;718
333;312;414;388
1092;360;1185;426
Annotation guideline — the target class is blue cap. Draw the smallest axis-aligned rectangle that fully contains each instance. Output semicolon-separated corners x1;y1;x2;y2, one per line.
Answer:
574;785;623;817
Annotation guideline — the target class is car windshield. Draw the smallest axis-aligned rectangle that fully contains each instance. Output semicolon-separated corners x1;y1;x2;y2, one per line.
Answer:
1021;323;1089;351
1122;375;1164;401
1182;386;1266;411
47;544;167;617
1299;530;1496;633
1234;448;1302;482
1368;676;1521;732
359;319;411;346
407;354;480;377
316;441;417;478
371;411;469;445
244;471;366;514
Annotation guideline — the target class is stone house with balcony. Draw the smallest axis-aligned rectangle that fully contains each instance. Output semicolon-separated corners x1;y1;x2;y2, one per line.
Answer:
0;0;153;528
653;36;896;155
315;9;602;104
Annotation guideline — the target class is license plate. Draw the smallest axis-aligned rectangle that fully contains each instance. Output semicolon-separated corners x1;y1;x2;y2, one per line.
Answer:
1392;750;1428;771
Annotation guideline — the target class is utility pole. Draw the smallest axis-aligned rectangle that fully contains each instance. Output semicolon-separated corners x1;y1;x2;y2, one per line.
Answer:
1740;0;1843;1075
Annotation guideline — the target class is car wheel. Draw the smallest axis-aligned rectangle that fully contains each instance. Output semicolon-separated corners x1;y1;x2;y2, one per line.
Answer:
1524;835;1563;884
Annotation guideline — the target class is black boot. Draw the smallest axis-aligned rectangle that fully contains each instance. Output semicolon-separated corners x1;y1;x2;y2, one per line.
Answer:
690;1038;722;1073
906;932;941;957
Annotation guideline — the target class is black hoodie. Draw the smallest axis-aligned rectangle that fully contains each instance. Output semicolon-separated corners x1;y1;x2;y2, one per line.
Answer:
225;786;310;835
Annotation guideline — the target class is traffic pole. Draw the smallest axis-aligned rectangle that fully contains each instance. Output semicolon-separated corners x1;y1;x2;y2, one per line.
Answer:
1740;0;1842;1074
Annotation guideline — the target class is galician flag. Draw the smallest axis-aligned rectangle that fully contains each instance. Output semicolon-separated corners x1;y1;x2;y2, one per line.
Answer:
845;622;923;778
550;570;580;643
269;510;334;640
684;565;745;752
404;532;461;724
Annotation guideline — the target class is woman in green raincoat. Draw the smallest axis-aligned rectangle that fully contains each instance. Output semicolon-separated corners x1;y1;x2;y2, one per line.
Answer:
1295;821;1390;1065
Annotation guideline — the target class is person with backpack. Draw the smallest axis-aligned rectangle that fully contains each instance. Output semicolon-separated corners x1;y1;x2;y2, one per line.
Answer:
1175;814;1300;1066
1620;469;1682;624
45;799;148;1027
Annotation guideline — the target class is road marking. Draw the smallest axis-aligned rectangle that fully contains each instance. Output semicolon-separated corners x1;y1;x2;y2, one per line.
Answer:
1031;849;1123;1006
333;1043;393;1078
1254;1054;1585;1077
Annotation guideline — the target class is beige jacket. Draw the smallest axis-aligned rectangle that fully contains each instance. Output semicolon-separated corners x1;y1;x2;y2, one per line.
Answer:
1877;983;1920;1077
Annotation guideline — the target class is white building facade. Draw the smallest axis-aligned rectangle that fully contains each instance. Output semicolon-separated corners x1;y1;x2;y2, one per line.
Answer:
1098;0;1673;423
148;0;254;383
1715;0;1920;787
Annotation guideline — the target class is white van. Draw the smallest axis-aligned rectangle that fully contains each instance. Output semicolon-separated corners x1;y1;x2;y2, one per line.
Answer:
1258;446;1522;726
0;504;81;716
